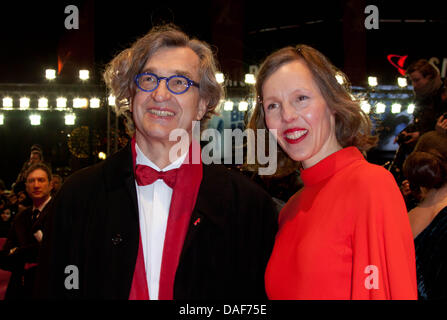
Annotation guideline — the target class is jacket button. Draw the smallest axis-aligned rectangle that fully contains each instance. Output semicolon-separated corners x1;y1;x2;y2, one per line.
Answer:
111;234;123;246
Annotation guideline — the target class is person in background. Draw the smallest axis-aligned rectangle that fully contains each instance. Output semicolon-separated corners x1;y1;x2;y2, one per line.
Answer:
391;60;447;208
248;44;417;299
0;208;12;238
401;59;447;143
0;179;6;197
403;131;447;299
6;193;18;218
0;162;53;299
50;175;63;196
14;145;45;194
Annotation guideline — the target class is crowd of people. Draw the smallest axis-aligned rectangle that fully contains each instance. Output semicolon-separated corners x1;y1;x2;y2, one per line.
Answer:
0;24;446;301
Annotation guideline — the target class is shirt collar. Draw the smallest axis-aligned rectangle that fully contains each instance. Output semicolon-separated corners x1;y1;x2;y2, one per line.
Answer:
33;195;52;212
135;143;187;172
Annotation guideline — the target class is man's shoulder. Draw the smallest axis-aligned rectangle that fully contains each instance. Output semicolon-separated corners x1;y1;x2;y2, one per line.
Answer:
13;206;32;221
63;145;131;190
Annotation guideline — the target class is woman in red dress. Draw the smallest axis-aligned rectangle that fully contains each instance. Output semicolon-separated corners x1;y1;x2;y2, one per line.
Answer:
248;45;417;299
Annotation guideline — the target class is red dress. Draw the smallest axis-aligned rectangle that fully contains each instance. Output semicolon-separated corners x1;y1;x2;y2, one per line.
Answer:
265;147;417;299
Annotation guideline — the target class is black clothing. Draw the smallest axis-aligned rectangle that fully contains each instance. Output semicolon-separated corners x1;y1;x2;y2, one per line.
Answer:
414;206;447;299
410;85;447;135
34;143;278;300
0;200;52;299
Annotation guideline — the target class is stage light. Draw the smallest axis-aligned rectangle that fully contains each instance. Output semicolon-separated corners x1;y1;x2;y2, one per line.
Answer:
29;114;41;126
391;103;402;114
2;97;13;108
407;103;415;114
368;76;378;87
397;77;407;87
73;98;88;109
90;98;101;108
38;97;48;110
56;97;67;109
215;72;225;84
335;73;345;85
0;114;4;125
20;97;30;109
98;152;107;160
108;95;116;106
45;69;56;80
360;101;371;114
224;100;234;111
244;74;256;84
238;101;249;112
79;69;90;80
375;102;386;114
65;113;76;125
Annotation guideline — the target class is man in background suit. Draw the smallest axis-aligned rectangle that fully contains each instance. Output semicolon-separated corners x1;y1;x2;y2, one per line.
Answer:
1;163;52;299
35;24;277;300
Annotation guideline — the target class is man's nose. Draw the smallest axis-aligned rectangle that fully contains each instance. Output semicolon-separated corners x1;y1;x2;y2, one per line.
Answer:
151;79;171;102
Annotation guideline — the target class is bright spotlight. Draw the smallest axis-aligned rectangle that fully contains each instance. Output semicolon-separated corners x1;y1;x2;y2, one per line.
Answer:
65;113;76;125
56;97;67;109
215;72;225;84
244;74;256;84
98;152;107;160
375;102;386;114
2;97;13;108
368;76;378;87
360;101;371;114
0;114;4;125
29;114;41;126
79;69;90;81
224;100;234;111
45;69;56;80
20;97;30;109
108;95;116;106
73;98;88;109
391;103;402;114
407;103;415;114
38;97;49;110
238;101;249;112
90;98;101;109
397;77;408;87
335;73;345;85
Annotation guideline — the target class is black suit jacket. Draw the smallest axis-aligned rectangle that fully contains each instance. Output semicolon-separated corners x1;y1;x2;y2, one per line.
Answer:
35;143;278;300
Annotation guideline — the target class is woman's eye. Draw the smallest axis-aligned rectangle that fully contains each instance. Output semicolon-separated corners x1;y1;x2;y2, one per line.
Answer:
267;103;278;110
297;95;308;102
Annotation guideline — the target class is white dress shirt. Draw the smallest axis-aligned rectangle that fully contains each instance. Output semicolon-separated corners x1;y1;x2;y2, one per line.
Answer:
135;143;186;300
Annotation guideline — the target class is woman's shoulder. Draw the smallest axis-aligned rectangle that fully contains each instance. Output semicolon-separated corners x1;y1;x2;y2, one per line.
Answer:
341;159;397;190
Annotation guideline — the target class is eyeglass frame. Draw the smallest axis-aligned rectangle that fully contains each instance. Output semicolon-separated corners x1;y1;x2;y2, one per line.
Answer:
134;72;200;95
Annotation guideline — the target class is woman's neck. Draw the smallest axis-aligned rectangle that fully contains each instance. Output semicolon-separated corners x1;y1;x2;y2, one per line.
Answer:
420;184;447;210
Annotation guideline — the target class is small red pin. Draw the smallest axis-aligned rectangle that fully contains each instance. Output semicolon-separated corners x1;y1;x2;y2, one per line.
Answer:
193;218;201;226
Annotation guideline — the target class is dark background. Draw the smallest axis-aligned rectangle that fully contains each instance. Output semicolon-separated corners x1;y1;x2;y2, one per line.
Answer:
1;0;446;188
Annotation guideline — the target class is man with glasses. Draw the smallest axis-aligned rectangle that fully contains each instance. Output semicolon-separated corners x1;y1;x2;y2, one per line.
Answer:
35;24;277;300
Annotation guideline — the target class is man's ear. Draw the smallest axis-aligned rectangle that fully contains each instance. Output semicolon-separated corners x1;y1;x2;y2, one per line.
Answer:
196;98;208;121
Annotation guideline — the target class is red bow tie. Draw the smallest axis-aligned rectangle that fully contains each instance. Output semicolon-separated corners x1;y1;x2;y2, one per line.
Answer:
135;165;179;188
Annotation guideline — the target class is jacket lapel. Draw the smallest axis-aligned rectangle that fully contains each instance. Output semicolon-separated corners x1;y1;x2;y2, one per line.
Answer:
179;164;229;261
103;142;139;219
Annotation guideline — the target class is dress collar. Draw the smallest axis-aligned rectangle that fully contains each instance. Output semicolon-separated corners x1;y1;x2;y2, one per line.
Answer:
300;147;365;187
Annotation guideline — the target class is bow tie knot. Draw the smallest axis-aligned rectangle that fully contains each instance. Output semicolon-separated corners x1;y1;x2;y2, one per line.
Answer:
135;165;179;188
